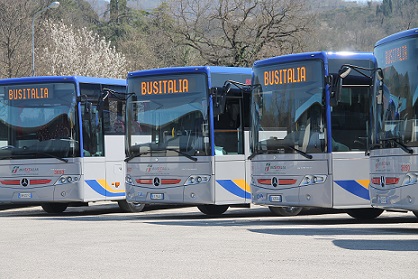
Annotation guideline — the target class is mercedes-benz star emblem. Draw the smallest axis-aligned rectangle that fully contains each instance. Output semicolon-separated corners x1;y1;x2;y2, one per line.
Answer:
21;178;29;187
153;177;160;187
271;177;278;187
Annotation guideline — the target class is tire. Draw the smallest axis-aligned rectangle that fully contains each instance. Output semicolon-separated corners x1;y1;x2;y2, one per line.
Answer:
269;206;303;216
197;204;229;215
118;200;146;213
346;208;384;220
41;203;69;213
412;211;418;218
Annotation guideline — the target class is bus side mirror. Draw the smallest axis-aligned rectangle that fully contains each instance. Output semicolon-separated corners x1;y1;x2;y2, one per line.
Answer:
376;68;384;82
211;87;226;116
328;75;339;106
84;102;92;116
329;67;351;106
131;94;138;122
375;69;384;105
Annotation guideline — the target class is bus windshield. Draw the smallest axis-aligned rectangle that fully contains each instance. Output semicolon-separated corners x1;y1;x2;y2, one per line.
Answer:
127;74;210;157
251;60;326;155
0;82;78;160
374;36;418;148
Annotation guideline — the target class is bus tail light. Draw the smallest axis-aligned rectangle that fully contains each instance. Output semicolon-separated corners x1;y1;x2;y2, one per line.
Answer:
371;177;381;185
257;178;297;186
161;179;181;185
385;177;400;185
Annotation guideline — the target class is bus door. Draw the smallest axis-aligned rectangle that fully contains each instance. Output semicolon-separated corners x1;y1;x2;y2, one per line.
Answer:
213;97;251;204
103;90;126;200
80;84;108;201
331;85;371;207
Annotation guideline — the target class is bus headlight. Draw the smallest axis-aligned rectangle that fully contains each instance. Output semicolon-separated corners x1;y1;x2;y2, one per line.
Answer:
402;173;418;186
126;175;133;184
299;175;327;186
55;175;80;185
184;175;211;186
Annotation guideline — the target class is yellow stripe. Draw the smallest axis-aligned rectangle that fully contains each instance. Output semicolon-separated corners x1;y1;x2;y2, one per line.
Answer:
233;179;250;192
97;179;125;193
357;179;370;188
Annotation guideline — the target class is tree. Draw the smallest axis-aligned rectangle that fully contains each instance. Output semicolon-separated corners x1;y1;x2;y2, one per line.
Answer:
110;0;128;23
0;0;103;78
113;3;204;72
37;20;127;78
0;0;36;78
166;0;311;67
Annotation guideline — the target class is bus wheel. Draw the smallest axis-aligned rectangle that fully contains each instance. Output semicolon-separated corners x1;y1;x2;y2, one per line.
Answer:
412;211;418;218
346;208;384;220
118;200;146;213
41;203;69;213
197;204;229;215
269;206;303;216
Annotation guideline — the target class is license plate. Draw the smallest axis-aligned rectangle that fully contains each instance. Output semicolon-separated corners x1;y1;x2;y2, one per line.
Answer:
18;193;32;199
150;193;164;200
378;195;387;204
269;195;282;202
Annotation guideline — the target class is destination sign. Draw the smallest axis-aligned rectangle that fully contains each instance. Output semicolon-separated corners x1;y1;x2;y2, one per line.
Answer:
141;78;190;95
8;85;52;101
384;44;408;65
263;66;307;86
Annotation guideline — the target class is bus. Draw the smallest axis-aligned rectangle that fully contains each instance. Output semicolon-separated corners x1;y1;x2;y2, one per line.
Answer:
0;76;142;213
125;66;253;215
369;28;418;217
249;51;384;219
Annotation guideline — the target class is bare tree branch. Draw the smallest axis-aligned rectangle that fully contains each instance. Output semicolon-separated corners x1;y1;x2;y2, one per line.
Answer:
167;0;310;66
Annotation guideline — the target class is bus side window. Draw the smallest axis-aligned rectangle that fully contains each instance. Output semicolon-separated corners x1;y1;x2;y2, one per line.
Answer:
104;99;125;135
82;104;104;157
214;102;241;155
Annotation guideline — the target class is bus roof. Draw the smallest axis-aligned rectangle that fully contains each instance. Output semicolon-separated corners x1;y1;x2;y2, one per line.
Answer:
375;28;418;48
0;76;126;86
127;66;251;78
253;51;375;68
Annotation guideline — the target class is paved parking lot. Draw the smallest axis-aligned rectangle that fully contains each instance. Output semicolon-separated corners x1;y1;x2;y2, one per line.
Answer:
0;204;417;279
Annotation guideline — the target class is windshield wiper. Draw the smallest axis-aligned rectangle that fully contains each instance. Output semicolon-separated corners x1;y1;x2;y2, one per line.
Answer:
23;150;69;163
0;145;16;150
165;148;198;162
0;151;68;163
286;145;313;159
125;151;149;162
248;149;267;160
38;152;69;163
379;137;413;154
125;148;198;162
248;145;312;160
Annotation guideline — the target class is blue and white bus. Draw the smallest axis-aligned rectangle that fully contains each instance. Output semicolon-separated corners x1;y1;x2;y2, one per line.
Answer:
125;66;253;215
0;76;141;213
249;51;384;219
369;28;418;218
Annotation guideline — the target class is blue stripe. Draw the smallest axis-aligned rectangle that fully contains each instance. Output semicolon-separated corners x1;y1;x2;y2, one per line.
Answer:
217;180;251;199
335;180;370;200
85;180;125;197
